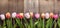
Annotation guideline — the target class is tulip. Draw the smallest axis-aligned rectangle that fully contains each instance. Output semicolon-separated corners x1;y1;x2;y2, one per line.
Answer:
41;13;45;19
41;13;45;28
0;14;5;20
24;13;30;19
6;12;11;19
0;14;6;28
12;12;16;28
53;14;58;28
45;13;49;19
16;13;24;28
30;12;33;17
19;13;24;19
35;13;40;19
6;12;12;28
53;14;58;20
16;14;20;18
50;13;54;18
12;12;16;18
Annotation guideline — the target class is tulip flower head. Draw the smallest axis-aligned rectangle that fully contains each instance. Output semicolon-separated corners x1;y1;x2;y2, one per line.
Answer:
45;13;49;19
0;14;5;20
12;12;16;18
24;13;30;19
41;13;45;19
6;12;11;19
16;14;20;18
35;13;40;19
50;13;54;18
53;14;58;20
30;12;33;17
19;13;24;19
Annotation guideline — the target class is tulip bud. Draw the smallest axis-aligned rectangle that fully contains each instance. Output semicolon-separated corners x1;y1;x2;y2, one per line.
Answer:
12;12;16;18
24;13;30;19
30;12;33;17
19;13;24;19
50;13;54;18
6;12;11;19
53;14;58;20
41;13;45;19
35;13;40;19
0;14;5;20
45;13;49;19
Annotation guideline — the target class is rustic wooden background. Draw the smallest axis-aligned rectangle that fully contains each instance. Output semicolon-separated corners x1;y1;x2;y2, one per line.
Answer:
0;0;60;14
0;0;24;14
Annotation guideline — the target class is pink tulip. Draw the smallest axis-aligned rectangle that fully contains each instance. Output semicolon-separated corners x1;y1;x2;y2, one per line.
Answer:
16;14;20;18
53;14;58;20
35;13;40;19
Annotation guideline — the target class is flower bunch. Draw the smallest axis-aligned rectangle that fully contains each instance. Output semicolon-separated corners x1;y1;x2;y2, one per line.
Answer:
0;12;60;28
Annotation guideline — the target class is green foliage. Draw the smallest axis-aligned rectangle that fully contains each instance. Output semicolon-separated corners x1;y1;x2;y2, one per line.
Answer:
0;18;60;28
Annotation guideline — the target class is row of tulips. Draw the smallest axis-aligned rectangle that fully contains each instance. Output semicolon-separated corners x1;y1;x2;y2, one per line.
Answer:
0;12;57;20
0;12;60;28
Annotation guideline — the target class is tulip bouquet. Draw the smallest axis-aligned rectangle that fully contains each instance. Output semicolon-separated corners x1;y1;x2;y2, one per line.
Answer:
0;12;60;28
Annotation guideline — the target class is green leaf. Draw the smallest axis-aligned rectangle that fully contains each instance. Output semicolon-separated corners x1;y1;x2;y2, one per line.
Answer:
46;18;53;28
30;17;33;28
34;21;38;26
15;18;23;28
57;18;60;28
6;19;12;28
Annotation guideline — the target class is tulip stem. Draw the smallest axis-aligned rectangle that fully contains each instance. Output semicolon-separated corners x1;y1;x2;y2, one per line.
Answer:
50;18;53;28
24;18;28;28
21;19;22;24
3;20;6;28
43;19;45;28
13;18;16;28
6;18;12;28
15;18;23;28
54;20;57;28
30;17;33;28
37;18;41;28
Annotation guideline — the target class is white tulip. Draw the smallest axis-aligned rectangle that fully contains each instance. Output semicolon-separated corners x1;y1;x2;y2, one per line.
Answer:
12;12;16;18
45;13;49;19
0;14;5;20
24;13;30;19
